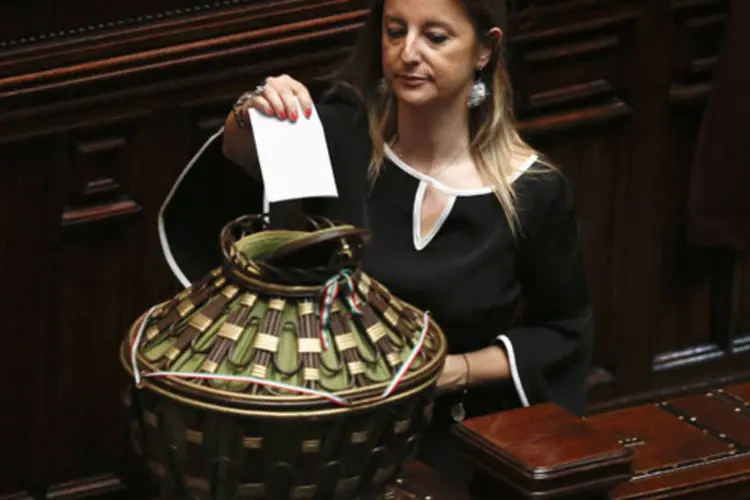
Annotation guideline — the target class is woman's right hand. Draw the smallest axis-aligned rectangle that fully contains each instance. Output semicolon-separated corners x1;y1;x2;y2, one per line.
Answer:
224;74;314;172
240;74;314;123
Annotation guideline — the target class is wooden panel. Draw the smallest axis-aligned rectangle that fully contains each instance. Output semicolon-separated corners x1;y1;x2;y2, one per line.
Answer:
45;116;146;485
0;136;62;497
651;96;717;370
526;121;630;396
509;5;639;396
735;254;750;348
647;0;749;383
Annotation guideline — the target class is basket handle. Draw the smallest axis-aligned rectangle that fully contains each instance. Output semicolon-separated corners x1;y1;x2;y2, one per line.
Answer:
263;199;370;268
263;226;370;265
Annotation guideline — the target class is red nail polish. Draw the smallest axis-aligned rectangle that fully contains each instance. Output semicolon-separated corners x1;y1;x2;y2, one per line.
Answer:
290;111;298;121
304;109;312;118
279;111;286;120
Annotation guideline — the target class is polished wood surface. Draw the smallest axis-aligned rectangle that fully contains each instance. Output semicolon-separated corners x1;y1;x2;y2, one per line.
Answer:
453;404;632;498
2;0;749;498
599;383;750;499
450;381;750;499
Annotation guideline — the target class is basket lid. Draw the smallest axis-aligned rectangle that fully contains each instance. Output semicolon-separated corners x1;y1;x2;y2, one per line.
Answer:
121;215;447;416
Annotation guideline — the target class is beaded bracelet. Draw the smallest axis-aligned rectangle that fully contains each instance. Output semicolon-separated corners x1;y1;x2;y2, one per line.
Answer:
231;83;266;129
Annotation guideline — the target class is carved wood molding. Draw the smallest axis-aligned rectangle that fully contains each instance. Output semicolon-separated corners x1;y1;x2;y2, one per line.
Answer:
653;343;727;372
652;250;749;372
0;0;365;54
61;200;142;228
0;0;364;74
518;100;630;135
61;131;144;228
669;0;730;104
588;371;750;414
0;0;368;121
0;0;645;138
507;11;637;134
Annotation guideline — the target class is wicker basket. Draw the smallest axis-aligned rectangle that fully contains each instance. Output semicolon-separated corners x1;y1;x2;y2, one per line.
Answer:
119;214;447;499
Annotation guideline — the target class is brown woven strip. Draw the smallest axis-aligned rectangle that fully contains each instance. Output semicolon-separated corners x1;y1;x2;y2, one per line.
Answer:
367;291;415;347
150;286;214;343
296;301;320;388
366;283;434;366
353;301;402;373
151;270;222;335
248;298;286;394
202;293;259;375
160;288;236;369
200;299;245;373
360;275;437;366
331;307;368;387
151;269;219;319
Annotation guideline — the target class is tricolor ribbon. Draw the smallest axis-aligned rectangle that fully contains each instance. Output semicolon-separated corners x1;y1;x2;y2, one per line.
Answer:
317;269;363;350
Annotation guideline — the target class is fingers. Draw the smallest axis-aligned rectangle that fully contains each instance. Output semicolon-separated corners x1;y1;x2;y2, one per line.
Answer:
260;74;313;122
235;75;314;125
289;79;314;119
260;77;291;120
249;94;274;117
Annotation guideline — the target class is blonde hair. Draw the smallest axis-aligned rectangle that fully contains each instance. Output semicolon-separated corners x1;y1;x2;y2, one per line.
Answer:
332;0;552;237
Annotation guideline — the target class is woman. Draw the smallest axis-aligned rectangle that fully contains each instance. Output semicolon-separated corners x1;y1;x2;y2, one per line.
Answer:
160;0;592;487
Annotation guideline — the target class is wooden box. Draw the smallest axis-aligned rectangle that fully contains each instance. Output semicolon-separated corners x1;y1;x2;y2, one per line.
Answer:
451;382;750;499
452;403;633;498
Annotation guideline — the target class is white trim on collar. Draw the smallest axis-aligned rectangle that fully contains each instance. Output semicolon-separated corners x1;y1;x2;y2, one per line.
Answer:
413;182;457;251
384;144;537;196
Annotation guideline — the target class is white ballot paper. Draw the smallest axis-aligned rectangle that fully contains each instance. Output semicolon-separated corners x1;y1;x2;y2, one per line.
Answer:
248;102;339;203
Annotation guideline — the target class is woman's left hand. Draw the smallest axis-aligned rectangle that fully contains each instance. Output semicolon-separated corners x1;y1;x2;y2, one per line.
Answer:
436;354;468;392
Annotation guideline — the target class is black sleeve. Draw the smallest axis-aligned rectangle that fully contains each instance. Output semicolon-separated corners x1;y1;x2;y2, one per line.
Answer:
495;170;593;416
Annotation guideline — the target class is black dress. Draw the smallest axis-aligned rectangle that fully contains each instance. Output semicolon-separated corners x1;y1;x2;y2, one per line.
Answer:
160;84;593;486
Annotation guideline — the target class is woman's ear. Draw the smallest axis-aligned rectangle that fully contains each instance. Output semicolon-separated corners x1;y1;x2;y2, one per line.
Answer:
488;27;503;40
477;27;503;69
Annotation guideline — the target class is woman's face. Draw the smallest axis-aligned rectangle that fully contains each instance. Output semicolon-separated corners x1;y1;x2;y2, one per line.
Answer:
381;0;490;109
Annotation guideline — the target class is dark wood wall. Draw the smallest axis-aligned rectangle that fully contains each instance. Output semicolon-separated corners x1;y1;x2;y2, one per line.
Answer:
1;0;747;498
